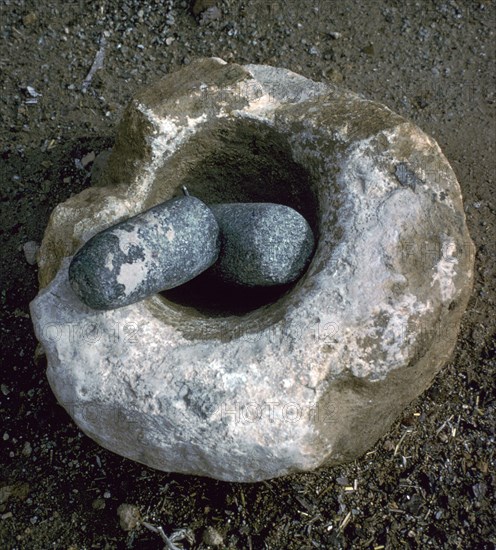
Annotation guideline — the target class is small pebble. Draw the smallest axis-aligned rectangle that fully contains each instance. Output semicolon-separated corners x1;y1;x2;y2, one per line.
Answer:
92;498;106;510
200;6;222;24
0;482;29;504
23;241;39;265
41;180;52;193
22;12;37;26
69;196;220;310
117;503;141;531
210;203;315;287
81;151;95;168
21;441;32;457
202;526;224;546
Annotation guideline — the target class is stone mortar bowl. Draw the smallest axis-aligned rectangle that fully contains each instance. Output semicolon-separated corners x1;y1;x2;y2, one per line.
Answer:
30;58;475;482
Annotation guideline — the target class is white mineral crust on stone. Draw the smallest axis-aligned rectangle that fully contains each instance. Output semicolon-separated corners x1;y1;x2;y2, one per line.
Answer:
30;58;475;481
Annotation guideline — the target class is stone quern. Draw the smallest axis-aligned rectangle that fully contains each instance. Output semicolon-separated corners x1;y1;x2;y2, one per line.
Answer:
69;196;220;310
209;203;314;287
30;58;475;482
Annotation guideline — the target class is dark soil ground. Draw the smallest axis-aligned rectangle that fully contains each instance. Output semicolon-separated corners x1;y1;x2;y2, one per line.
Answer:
0;1;495;548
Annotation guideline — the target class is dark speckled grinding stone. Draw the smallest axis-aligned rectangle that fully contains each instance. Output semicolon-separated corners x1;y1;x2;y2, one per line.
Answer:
69;196;220;310
210;203;315;287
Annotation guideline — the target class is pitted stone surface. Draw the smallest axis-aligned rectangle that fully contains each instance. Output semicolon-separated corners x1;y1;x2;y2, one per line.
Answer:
30;58;475;482
210;203;314;287
69;196;220;310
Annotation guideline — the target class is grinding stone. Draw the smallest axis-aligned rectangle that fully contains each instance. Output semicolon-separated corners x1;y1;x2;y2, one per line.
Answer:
69;196;220;310
31;58;475;482
210;203;315;287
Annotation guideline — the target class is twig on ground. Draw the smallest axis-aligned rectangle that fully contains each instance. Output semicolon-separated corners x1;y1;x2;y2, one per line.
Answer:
338;511;352;531
435;414;454;436
82;33;107;92
141;522;194;550
142;521;178;550
394;430;412;456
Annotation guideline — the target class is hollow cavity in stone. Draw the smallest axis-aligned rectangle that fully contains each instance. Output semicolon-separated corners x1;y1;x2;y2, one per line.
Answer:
159;118;321;316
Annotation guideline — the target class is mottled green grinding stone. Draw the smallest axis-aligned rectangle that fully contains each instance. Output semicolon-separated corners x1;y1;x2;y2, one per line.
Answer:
210;203;315;287
69;196;220;310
